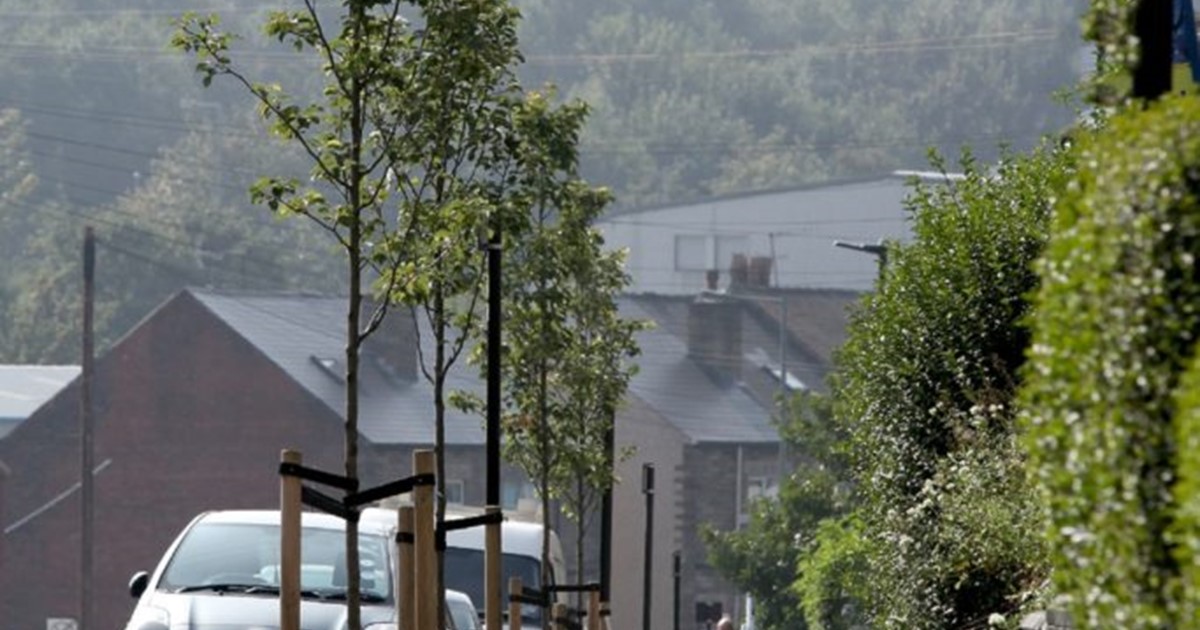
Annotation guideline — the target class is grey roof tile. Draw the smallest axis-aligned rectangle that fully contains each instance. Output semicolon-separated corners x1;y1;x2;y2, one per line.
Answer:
190;288;782;447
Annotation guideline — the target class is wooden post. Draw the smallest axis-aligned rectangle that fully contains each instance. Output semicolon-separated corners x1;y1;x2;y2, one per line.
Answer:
508;577;523;630
397;506;415;630
413;451;437;630
280;450;302;630
587;590;601;630
485;505;502;630
552;603;569;630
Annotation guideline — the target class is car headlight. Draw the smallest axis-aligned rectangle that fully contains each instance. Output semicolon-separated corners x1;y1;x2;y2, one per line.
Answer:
125;605;169;630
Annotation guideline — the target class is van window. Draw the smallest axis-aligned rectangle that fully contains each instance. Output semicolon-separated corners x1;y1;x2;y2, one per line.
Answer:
444;548;543;624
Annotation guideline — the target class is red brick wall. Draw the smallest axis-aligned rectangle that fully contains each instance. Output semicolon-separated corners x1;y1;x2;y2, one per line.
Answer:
0;292;358;629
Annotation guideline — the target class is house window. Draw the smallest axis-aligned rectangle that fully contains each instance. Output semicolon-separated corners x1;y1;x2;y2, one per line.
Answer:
310;355;343;382
502;480;535;511
763;364;807;392
741;476;775;524
674;235;709;271
674;234;750;272
445;479;465;505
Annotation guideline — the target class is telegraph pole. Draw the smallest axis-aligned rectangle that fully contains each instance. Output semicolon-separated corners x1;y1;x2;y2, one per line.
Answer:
1133;0;1172;99
80;226;95;630
485;211;503;630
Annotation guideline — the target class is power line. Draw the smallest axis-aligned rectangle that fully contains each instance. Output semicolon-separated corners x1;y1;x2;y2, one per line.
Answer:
0;27;1073;66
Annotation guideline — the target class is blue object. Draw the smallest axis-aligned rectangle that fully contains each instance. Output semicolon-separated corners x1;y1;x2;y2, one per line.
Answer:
1175;0;1200;83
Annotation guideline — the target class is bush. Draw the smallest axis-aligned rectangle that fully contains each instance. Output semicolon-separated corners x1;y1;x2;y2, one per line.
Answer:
833;145;1071;627
1021;94;1200;628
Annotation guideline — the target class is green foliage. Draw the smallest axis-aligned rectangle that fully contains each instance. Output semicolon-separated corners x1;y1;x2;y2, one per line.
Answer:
175;3;537;626
516;0;1081;206
1021;94;1200;628
833;145;1072;627
794;514;869;630
455;88;645;585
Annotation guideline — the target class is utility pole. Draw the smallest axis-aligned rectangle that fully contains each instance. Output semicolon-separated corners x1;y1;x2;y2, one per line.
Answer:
600;422;614;608
1133;0;1172;100
641;464;655;630
80;226;95;630
485;212;503;630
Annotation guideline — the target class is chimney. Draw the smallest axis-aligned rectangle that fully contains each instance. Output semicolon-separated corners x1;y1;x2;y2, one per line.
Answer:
729;254;749;289
749;256;773;289
687;296;743;382
705;269;719;291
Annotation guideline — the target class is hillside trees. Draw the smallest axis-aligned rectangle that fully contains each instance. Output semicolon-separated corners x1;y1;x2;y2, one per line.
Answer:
515;0;1083;206
0;111;337;363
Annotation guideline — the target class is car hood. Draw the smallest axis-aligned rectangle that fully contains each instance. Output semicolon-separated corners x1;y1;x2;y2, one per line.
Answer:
145;591;393;630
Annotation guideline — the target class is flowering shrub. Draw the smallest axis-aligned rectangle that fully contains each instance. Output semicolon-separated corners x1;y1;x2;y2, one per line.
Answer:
833;145;1072;627
1021;94;1200;628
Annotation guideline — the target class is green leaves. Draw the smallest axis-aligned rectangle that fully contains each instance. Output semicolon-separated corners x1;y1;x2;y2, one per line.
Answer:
1021;94;1200;628
829;144;1072;627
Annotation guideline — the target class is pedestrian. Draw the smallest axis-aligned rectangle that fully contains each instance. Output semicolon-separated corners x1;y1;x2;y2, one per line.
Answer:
1175;0;1200;83
716;614;735;630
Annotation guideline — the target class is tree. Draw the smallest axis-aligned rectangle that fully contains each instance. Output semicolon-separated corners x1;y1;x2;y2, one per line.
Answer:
179;1;553;626
486;90;643;607
174;4;435;626
830;147;1073;627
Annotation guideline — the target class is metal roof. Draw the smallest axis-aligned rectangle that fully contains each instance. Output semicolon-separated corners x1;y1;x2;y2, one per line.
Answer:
0;365;80;432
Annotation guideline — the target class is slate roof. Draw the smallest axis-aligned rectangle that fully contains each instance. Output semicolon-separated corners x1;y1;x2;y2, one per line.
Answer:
190;290;486;446
619;299;778;444
0;366;80;435
189;288;783;447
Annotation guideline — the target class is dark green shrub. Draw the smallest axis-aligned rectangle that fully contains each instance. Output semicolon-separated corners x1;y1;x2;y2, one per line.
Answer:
833;145;1071;627
1021;95;1200;628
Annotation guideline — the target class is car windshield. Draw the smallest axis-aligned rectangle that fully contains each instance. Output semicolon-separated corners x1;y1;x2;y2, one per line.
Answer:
444;548;542;624
159;521;391;602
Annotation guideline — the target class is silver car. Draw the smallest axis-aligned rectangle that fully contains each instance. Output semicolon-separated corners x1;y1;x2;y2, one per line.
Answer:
124;509;398;630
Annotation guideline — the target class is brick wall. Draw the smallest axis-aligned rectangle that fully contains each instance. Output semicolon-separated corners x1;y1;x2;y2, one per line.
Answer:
0;293;349;629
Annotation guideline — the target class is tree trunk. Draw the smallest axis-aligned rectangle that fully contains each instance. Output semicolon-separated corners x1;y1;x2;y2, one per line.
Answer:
344;4;366;625
434;287;448;629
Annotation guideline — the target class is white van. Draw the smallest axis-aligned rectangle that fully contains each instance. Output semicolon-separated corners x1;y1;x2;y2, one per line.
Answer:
437;505;568;628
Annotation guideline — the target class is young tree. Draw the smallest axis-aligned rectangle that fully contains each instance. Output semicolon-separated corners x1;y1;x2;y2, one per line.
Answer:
174;4;435;626
704;392;852;630
179;1;545;625
459;91;644;623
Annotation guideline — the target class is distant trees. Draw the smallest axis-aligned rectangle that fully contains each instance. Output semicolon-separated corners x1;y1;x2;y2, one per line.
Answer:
0;0;1083;363
516;0;1083;206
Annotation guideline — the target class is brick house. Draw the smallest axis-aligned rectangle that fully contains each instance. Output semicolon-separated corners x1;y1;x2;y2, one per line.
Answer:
0;285;855;629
